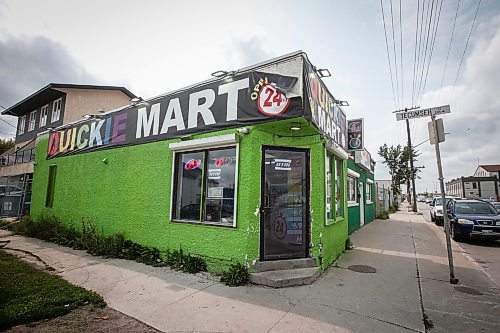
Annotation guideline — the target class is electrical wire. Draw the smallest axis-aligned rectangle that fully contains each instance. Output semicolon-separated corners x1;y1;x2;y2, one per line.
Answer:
390;0;401;108
451;0;482;102
380;0;399;110
0;117;17;129
399;0;404;106
419;0;444;106
438;0;461;104
416;0;436;104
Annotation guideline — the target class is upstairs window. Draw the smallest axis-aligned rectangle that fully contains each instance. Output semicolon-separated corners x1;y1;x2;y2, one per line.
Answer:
40;105;48;127
172;146;237;226
51;98;62;122
28;110;37;131
18;116;26;135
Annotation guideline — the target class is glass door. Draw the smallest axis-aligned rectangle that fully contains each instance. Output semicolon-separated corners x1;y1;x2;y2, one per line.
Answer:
260;147;309;260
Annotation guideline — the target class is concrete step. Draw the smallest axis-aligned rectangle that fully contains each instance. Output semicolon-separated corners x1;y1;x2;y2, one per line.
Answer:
249;267;321;288
252;258;316;272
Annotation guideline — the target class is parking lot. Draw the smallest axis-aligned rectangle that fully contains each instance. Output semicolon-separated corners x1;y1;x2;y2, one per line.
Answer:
418;201;500;286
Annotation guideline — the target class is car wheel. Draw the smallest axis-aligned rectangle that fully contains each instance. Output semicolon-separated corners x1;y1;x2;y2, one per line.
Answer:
431;214;435;222
451;223;462;242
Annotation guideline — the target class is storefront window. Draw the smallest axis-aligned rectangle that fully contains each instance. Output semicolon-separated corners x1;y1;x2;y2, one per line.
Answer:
347;176;357;204
366;182;373;202
326;154;344;221
172;147;236;225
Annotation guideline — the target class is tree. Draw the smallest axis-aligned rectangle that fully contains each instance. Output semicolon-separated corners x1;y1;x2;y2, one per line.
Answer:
378;143;422;203
0;138;15;155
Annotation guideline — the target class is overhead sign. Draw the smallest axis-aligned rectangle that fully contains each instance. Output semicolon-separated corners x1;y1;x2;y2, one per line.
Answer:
396;105;450;121
46;71;301;159
347;118;363;151
304;61;347;150
355;149;372;172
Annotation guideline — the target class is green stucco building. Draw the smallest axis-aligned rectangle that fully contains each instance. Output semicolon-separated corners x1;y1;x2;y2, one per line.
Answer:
347;150;376;234
30;52;351;273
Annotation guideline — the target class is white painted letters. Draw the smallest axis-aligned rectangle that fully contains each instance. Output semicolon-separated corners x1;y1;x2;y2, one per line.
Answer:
218;78;249;121
188;89;216;129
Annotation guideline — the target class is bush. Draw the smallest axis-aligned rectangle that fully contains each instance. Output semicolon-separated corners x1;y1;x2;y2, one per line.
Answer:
220;262;249;287
345;237;353;250
10;215;206;274
377;209;390;220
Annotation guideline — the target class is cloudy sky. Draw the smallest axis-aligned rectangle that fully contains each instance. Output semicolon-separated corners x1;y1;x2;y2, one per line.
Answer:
0;0;499;192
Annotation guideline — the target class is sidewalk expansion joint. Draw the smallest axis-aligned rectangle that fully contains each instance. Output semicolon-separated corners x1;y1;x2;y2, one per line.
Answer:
330;306;423;332
409;219;433;332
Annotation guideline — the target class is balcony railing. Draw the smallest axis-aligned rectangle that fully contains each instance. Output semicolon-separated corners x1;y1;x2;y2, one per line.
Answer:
0;148;36;167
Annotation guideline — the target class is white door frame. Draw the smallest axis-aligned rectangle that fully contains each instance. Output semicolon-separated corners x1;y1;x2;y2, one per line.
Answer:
359;181;365;227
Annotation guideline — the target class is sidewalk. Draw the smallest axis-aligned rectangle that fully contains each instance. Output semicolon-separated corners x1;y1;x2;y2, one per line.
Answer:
1;207;499;332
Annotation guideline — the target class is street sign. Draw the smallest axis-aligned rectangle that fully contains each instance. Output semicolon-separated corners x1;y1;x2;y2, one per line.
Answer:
396;105;450;121
428;118;445;144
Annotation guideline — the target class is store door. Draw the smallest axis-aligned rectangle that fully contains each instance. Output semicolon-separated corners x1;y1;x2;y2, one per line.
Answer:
260;147;309;260
359;181;365;227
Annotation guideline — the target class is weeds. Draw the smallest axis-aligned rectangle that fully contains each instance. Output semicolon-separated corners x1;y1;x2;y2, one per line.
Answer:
377;209;390;220
345;237;353;250
220;262;249;287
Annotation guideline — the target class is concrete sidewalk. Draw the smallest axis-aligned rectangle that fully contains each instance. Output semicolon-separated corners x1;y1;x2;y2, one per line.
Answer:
1;206;499;332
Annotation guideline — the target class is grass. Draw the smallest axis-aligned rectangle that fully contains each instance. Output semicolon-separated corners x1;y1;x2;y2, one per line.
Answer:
0;250;105;330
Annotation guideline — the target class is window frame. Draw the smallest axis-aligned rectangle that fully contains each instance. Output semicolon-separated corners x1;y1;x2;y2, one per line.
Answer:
28;110;37;131
325;150;345;225
40;104;49;127
169;139;239;228
18;116;26;135
51;98;62;122
366;181;373;203
347;175;358;207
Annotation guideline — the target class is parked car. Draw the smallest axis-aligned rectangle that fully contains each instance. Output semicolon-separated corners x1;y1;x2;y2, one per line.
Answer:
446;199;500;241
430;196;460;225
425;197;433;204
492;202;500;213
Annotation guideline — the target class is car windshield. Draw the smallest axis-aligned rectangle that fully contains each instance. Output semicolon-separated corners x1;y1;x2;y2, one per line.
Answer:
493;203;500;210
434;198;453;206
455;202;498;215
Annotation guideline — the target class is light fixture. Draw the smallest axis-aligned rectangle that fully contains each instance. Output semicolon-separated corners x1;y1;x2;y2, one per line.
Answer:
290;122;302;131
82;114;92;119
236;127;250;134
211;70;228;78
334;100;349;106
316;68;332;78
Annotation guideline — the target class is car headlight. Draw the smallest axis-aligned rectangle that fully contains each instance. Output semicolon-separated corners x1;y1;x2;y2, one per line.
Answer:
457;219;474;225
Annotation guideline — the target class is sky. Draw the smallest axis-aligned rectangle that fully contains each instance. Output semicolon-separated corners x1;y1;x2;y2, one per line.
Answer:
0;0;499;193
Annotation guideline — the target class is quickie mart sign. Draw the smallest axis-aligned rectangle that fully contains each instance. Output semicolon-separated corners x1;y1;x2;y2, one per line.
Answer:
47;71;301;159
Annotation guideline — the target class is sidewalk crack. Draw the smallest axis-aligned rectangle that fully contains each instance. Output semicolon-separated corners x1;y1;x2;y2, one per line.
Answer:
332;307;423;332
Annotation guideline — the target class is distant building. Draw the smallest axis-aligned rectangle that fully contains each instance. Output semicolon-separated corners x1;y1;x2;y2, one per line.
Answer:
446;164;500;201
0;83;136;217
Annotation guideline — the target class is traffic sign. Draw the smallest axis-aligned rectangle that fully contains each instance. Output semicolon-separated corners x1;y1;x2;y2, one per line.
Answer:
396;105;450;121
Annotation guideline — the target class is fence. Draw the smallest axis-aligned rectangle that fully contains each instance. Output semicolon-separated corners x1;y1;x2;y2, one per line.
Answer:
0;148;36;167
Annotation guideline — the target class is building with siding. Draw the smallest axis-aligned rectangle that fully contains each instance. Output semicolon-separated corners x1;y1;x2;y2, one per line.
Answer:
0;84;136;216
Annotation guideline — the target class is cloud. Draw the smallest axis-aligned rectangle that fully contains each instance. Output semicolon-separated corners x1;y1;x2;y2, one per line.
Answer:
0;35;97;138
223;36;275;69
415;19;500;191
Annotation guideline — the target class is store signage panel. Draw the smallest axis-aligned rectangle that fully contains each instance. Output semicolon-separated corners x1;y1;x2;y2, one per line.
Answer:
347;118;363;150
303;61;347;150
355;149;372;171
46;71;301;159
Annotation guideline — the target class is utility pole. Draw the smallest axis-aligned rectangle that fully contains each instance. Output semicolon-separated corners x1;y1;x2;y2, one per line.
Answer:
430;115;458;284
395;106;419;212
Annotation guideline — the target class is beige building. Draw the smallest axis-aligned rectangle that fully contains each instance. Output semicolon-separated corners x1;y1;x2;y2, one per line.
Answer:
0;83;136;216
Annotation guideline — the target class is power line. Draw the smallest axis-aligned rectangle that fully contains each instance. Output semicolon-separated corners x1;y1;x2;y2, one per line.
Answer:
0;117;17;129
416;0;436;104
419;0;444;106
380;0;398;109
451;0;482;101
411;0;421;106
438;0;461;104
399;0;404;107
389;0;401;108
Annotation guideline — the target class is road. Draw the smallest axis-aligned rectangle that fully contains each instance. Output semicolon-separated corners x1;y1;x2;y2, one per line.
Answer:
418;201;500;287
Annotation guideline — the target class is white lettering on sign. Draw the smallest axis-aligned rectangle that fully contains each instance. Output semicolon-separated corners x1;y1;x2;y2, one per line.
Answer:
396;105;451;121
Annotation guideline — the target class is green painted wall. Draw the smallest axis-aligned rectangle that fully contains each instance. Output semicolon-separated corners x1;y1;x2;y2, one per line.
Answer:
347;158;375;235
31;118;348;272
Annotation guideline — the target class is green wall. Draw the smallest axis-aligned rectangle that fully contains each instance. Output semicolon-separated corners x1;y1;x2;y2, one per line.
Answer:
31;118;348;272
347;158;375;235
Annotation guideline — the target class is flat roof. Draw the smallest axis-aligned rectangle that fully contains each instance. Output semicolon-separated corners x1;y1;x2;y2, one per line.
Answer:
2;83;137;116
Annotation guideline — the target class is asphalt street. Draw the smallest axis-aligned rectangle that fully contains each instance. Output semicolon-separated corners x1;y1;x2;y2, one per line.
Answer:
417;201;500;287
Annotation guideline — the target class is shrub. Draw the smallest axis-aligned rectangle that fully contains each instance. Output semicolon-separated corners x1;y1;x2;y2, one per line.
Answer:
377;209;390;220
220;262;249;287
345;237;353;250
165;248;207;273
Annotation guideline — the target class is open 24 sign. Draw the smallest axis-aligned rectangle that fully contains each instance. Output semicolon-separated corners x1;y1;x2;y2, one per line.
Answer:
257;83;291;116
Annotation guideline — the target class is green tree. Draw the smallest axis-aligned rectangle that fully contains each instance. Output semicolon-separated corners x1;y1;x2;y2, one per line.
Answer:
0;138;15;155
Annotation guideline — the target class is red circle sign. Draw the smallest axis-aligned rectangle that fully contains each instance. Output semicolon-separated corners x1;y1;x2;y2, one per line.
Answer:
257;83;290;116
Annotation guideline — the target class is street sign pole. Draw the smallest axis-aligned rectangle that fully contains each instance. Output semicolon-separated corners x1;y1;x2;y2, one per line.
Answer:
431;115;458;284
405;118;418;212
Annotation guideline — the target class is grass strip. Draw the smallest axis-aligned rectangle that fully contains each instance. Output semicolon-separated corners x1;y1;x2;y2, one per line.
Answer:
0;250;105;330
